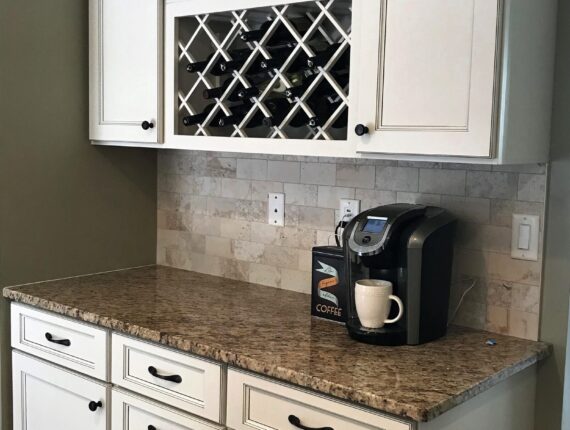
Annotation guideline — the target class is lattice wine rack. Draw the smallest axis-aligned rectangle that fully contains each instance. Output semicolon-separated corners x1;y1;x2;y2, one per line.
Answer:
176;0;352;141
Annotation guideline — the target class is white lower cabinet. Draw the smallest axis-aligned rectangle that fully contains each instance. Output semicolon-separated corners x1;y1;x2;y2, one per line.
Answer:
9;305;535;430
12;351;109;430
112;389;224;430
226;369;413;430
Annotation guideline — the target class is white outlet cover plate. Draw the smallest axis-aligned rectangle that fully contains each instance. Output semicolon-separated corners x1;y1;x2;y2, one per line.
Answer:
339;199;360;223
268;193;285;226
511;214;540;261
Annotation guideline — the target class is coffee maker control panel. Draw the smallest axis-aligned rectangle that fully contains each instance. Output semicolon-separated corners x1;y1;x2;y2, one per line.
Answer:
348;216;389;254
345;204;428;257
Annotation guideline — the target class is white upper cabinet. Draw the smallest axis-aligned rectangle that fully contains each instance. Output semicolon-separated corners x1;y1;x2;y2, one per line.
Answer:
90;0;556;163
89;0;163;143
351;0;498;158
350;0;557;162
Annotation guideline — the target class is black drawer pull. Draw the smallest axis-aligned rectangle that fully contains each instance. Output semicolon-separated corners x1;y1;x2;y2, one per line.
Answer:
148;426;156;430
88;401;102;412
288;415;333;430
148;366;182;383
45;332;71;347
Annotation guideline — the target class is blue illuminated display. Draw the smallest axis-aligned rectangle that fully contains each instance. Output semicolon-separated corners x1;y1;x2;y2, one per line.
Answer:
363;217;387;234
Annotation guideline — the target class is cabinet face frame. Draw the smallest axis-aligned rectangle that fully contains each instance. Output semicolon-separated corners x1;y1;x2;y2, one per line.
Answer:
89;0;163;143
350;0;503;158
164;0;357;157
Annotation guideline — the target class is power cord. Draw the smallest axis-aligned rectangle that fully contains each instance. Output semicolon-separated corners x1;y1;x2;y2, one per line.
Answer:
334;213;352;247
448;278;478;326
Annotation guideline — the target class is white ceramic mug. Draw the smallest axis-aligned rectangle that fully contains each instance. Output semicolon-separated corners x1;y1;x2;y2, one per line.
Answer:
355;280;404;329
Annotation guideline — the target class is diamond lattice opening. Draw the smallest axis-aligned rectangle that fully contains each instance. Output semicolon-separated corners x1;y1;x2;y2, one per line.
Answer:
176;0;352;141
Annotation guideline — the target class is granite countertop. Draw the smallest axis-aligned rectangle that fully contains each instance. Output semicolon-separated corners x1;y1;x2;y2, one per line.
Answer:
3;265;550;422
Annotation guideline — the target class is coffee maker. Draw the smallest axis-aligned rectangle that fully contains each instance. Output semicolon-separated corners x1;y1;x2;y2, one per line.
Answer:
343;204;457;346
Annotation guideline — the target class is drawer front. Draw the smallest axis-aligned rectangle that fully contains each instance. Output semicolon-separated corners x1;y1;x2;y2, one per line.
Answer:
112;389;224;430
112;334;223;423
11;303;109;380
227;369;414;430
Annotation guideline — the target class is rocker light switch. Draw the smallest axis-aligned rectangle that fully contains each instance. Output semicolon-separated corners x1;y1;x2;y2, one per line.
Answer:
518;224;531;250
511;214;539;261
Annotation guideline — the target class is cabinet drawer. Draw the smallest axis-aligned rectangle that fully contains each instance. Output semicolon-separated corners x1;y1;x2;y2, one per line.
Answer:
11;303;109;380
112;334;223;423
227;369;413;430
112;389;223;430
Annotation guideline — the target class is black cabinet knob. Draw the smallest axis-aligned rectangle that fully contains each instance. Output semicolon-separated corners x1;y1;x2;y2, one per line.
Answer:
148;426;157;430
355;124;369;136
88;401;102;412
141;121;155;130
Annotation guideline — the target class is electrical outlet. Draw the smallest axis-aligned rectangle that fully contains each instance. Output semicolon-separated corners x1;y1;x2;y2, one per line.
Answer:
339;199;360;223
268;193;285;226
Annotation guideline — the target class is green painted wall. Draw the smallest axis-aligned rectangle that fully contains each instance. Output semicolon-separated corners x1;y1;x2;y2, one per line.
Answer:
0;0;158;428
535;0;570;428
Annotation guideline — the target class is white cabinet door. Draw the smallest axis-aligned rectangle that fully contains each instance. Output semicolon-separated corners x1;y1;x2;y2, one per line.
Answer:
12;351;109;430
350;0;500;158
89;0;162;143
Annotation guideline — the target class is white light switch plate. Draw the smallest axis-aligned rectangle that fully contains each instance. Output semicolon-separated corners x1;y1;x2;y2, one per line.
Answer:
268;193;285;226
511;214;540;261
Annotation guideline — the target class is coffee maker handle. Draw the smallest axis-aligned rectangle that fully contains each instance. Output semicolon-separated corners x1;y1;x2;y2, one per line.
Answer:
385;295;404;324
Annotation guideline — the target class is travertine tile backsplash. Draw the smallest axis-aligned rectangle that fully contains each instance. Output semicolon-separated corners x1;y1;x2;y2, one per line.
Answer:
157;151;547;340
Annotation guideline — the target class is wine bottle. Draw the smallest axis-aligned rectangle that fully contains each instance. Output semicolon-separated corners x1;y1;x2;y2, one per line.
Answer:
260;51;311;74
236;79;279;100
307;44;350;69
214;45;294;75
203;79;241;101
217;103;265;128
217;97;308;128
186;53;215;74
284;69;348;99
308;98;348;129
187;49;257;76
182;104;225;127
202;77;265;102
236;69;310;101
236;86;261;100
261;98;307;128
241;18;311;44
